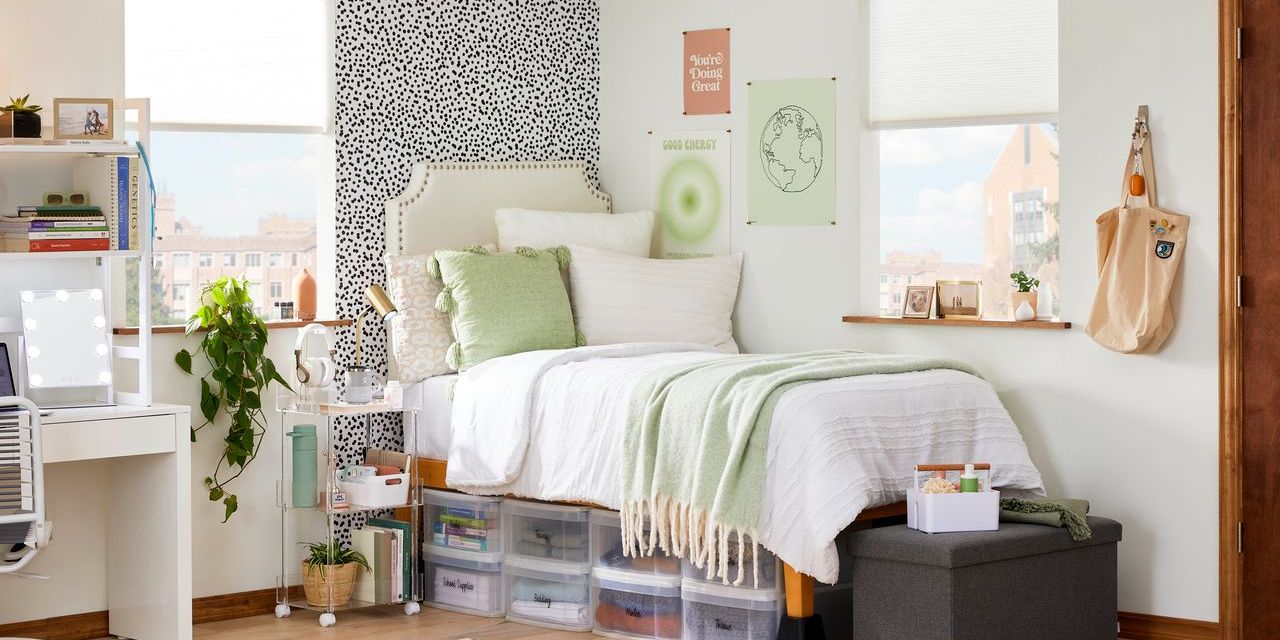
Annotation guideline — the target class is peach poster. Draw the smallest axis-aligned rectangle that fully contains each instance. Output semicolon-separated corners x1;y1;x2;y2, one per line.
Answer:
683;28;730;115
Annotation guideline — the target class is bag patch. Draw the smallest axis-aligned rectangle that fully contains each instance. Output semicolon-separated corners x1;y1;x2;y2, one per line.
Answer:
1149;217;1176;238
1155;240;1175;259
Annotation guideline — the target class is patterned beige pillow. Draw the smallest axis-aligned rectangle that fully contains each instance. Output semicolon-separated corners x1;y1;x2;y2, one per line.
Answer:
384;245;494;383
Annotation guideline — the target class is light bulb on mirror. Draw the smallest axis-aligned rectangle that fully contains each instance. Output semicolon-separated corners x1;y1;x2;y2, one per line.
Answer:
26;346;39;359
96;343;109;357
98;371;113;385
89;289;103;301
92;316;106;329
20;290;34;303
55;290;69;303
29;374;43;388
23;318;36;331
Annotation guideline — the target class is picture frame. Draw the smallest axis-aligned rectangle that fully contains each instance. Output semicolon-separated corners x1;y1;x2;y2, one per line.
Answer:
936;280;982;319
52;98;113;140
901;285;935;319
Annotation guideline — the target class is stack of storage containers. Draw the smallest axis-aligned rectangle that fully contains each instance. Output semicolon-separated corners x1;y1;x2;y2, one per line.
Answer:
502;499;595;631
679;534;785;640
589;509;684;639
422;489;505;617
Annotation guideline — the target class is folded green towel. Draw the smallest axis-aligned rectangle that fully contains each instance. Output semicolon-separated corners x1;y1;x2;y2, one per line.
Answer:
999;497;1092;541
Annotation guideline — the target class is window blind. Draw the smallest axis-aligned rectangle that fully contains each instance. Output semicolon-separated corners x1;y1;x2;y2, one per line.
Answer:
869;0;1058;129
125;0;328;129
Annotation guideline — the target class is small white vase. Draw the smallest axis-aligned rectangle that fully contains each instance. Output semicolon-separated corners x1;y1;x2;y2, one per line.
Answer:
1036;282;1054;319
1014;300;1035;322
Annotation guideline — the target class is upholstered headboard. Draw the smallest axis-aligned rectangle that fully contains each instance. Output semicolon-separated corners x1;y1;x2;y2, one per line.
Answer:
384;161;612;257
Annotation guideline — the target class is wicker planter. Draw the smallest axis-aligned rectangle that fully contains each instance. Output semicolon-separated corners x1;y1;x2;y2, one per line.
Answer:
301;561;358;607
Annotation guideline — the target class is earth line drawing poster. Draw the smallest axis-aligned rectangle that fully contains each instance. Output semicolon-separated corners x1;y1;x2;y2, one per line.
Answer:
747;77;836;225
650;130;731;258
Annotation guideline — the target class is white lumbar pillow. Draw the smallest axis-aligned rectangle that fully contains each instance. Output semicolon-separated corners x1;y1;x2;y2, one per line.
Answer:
568;244;742;352
496;208;654;257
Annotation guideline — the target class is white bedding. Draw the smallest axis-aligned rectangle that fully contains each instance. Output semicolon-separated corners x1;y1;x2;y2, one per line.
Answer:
405;374;458;459
445;343;1044;583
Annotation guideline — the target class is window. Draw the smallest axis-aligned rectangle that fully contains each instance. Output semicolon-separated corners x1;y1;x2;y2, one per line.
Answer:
154;253;164;269
269;281;284;299
125;0;329;325
172;252;190;268
872;0;1058;319
172;284;190;317
292;253;300;267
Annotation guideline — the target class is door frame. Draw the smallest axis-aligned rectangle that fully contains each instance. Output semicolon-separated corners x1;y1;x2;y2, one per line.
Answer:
1219;0;1242;637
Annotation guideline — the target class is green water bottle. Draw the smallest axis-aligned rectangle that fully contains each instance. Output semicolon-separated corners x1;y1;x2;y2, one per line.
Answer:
287;424;317;508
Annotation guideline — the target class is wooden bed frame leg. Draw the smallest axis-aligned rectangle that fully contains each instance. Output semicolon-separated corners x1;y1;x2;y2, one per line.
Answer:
778;563;826;639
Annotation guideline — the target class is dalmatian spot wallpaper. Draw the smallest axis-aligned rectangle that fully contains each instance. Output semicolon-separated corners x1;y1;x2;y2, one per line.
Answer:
332;0;601;536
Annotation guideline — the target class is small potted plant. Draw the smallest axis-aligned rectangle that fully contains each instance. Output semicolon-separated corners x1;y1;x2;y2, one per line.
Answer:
1;95;42;138
1010;271;1040;319
300;541;370;607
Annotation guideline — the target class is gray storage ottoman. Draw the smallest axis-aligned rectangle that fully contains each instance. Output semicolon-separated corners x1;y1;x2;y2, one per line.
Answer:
847;516;1121;640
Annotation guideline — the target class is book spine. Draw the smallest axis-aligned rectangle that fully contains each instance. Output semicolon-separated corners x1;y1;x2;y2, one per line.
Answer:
29;239;110;252
117;156;129;251
29;220;109;229
128;156;139;251
29;231;110;240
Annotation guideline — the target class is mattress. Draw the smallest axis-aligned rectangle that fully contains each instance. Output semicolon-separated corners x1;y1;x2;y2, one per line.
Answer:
404;373;456;459
443;344;1045;584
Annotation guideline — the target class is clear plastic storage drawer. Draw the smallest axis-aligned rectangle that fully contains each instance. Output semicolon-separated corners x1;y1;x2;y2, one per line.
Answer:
423;488;503;553
681;579;783;640
592;567;683;639
590;509;681;576
503;555;592;631
503;499;591;564
680;534;779;590
423;545;504;617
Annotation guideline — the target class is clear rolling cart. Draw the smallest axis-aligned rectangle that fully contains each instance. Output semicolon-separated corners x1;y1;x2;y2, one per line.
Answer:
274;392;421;627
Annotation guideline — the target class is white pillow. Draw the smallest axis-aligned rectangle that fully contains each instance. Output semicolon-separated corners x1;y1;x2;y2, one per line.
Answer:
383;244;495;383
568;244;742;352
496;208;654;257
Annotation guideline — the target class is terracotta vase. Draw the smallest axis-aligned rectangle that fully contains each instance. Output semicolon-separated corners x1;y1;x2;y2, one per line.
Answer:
293;268;317;321
1011;291;1038;319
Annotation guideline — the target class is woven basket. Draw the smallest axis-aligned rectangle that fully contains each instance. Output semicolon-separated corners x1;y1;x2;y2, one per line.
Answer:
301;561;358;607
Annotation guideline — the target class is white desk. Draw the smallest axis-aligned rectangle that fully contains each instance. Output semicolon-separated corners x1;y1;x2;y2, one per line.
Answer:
42;403;192;640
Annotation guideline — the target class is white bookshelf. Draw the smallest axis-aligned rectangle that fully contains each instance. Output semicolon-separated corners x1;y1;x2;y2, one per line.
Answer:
0;98;155;406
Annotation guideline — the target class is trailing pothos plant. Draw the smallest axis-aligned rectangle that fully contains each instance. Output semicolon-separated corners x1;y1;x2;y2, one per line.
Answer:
175;277;291;521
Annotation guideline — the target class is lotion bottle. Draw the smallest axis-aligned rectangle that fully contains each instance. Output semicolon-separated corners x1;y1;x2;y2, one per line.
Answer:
960;463;980;493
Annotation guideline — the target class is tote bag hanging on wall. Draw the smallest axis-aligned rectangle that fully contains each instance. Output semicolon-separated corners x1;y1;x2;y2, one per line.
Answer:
1085;122;1189;354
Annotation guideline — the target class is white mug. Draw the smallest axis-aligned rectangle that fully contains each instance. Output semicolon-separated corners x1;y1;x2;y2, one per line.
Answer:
344;366;383;404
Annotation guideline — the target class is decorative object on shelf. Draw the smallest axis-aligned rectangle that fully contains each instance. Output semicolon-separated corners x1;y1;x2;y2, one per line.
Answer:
1086;105;1190;354
1036;281;1054;320
42;191;89;206
344;365;384;405
1010;270;1039;319
287;424;318;508
293;268;317;321
935;280;982;319
52;98;113;140
1014;300;1036;322
18;288;112;392
300;540;370;608
175;277;292;521
2;94;42;138
353;283;399;367
901;285;935;319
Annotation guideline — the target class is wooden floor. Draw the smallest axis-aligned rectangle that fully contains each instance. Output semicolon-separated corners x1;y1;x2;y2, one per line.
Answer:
101;606;590;639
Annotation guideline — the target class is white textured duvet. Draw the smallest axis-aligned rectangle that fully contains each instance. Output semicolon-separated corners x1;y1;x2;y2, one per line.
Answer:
446;343;1044;583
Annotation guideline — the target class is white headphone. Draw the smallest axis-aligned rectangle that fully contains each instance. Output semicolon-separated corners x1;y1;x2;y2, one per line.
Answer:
294;323;336;388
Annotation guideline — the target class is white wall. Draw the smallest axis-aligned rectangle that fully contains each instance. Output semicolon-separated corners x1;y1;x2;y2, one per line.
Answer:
600;0;1219;622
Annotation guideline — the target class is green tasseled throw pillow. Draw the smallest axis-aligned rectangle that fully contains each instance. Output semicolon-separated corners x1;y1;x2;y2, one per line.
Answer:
429;245;582;371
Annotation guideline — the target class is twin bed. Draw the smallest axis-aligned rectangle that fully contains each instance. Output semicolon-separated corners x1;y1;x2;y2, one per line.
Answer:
382;161;1044;619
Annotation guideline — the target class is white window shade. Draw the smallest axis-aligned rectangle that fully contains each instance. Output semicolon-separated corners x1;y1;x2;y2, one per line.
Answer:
125;0;328;129
869;0;1057;129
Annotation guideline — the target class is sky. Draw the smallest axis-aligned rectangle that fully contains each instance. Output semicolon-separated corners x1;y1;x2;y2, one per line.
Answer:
879;124;1023;264
148;131;322;236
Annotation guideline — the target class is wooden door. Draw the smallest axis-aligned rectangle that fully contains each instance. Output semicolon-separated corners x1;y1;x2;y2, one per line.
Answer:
1240;1;1280;635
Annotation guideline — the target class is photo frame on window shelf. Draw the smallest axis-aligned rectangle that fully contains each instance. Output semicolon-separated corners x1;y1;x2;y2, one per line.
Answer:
936;280;981;319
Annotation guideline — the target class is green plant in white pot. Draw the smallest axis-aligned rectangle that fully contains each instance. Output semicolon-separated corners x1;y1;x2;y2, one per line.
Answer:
1010;271;1040;320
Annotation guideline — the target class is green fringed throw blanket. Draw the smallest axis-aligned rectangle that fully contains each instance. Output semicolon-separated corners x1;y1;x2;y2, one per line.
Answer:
619;350;977;585
1000;497;1093;541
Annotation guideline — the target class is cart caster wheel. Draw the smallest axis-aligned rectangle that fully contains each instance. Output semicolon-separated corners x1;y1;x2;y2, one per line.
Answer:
404;601;420;615
274;604;291;618
319;612;336;627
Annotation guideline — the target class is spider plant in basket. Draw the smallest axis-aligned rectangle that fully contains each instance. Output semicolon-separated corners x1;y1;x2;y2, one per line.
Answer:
300;541;371;607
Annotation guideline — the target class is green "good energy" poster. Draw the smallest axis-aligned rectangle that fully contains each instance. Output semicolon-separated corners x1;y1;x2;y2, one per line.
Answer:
650;130;731;258
747;78;836;225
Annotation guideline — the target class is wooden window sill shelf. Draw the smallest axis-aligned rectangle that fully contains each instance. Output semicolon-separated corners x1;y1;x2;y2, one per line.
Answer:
842;315;1072;330
113;319;352;335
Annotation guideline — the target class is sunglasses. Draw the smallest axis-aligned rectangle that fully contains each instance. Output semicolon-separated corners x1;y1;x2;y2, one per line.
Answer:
43;192;90;206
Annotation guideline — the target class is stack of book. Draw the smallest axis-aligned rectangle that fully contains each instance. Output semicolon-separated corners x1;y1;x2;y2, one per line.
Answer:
351;517;413;604
0;205;110;252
